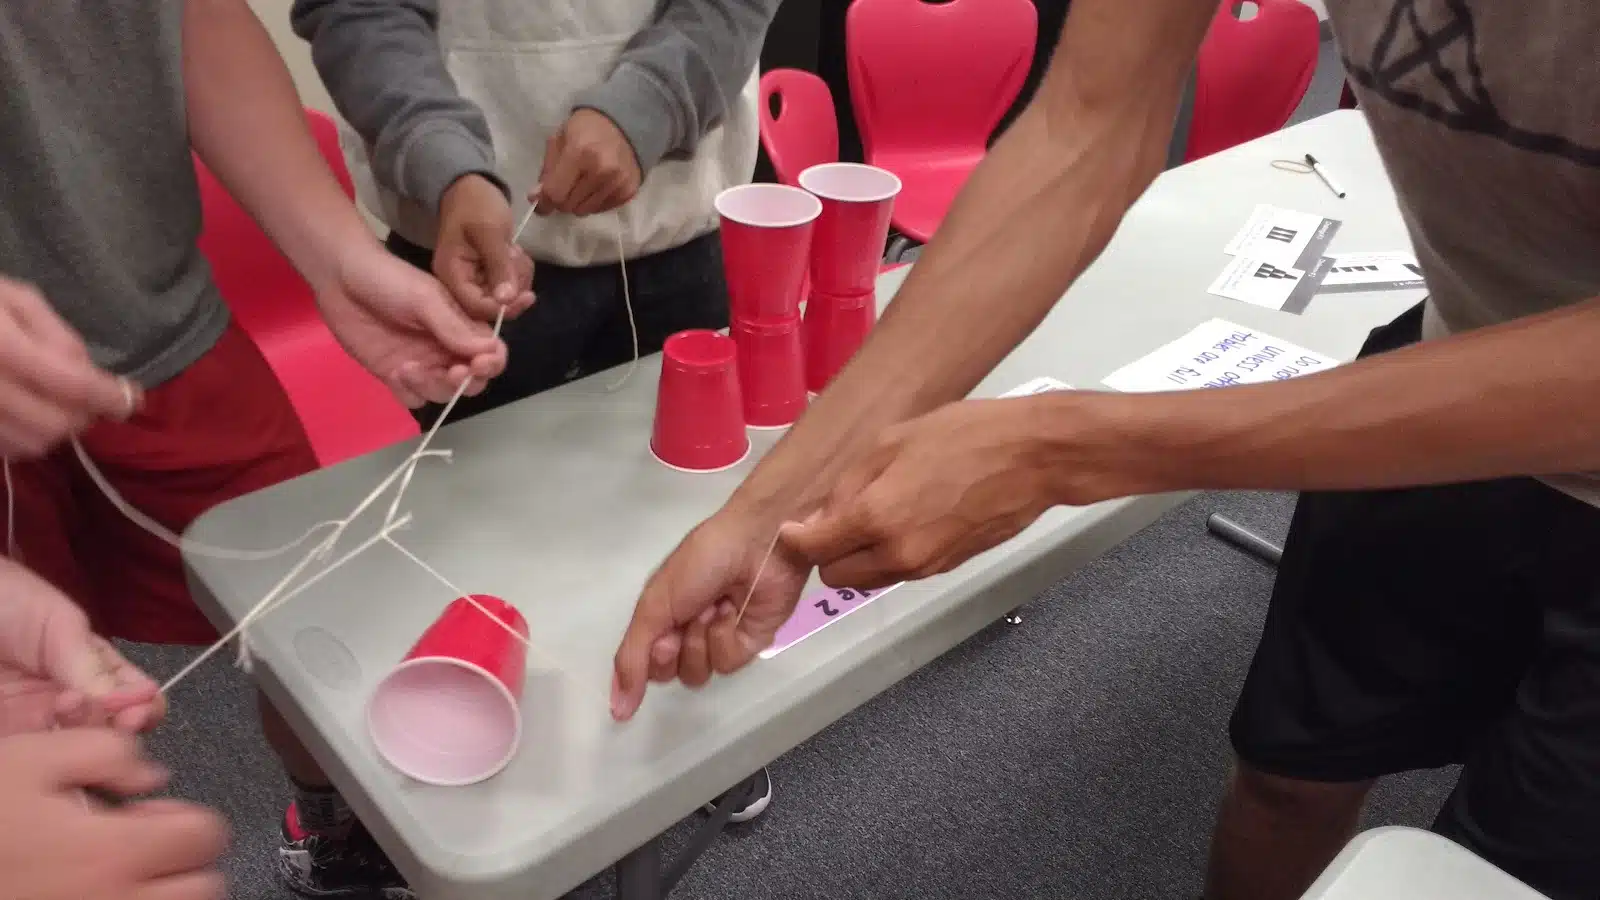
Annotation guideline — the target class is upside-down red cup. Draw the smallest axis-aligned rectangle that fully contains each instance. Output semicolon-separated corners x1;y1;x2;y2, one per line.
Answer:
716;183;822;323
803;289;878;393
368;594;528;786
798;163;901;296
650;330;750;472
732;317;808;429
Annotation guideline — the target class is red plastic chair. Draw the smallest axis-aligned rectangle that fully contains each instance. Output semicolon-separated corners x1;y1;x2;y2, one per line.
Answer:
195;109;420;467
1184;0;1321;162
756;69;909;278
759;69;840;187
846;0;1036;248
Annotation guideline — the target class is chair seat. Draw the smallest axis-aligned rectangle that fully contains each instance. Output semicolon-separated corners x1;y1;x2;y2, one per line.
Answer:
873;151;985;243
251;320;419;467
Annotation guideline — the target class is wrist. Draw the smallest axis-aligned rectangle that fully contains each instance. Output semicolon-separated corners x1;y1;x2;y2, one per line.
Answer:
1031;390;1211;504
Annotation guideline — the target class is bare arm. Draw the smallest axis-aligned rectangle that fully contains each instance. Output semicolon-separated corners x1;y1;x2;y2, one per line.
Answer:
185;0;375;292
1046;297;1600;502
728;0;1219;525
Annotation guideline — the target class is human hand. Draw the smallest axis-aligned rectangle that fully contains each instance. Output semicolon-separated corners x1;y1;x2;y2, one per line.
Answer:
532;109;644;217
318;241;514;408
0;275;137;457
0;558;163;738
781;396;1093;589
434;174;536;321
611;504;811;721
0;729;228;900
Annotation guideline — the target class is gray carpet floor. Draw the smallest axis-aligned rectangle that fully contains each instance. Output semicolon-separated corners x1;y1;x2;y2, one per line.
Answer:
121;35;1444;900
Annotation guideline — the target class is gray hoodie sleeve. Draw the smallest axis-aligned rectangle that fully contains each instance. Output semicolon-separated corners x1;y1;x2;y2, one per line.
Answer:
290;0;504;216
570;0;782;173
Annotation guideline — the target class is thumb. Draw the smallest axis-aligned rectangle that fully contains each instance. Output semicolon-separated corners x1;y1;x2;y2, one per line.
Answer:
779;504;870;569
467;223;519;305
611;578;677;722
411;279;501;358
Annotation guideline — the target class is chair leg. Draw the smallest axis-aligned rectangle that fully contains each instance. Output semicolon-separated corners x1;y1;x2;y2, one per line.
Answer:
1205;513;1283;567
886;234;918;263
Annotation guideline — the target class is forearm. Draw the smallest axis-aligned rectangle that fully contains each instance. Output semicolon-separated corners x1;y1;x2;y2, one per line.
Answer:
291;0;501;215
185;0;373;291
731;1;1212;522
1069;298;1600;499
571;0;779;170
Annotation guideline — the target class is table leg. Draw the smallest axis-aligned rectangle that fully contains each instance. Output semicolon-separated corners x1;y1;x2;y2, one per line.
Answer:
615;840;663;900
1205;514;1284;567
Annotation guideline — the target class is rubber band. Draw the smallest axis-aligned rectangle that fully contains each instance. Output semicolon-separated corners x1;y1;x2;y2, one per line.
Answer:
1271;159;1315;174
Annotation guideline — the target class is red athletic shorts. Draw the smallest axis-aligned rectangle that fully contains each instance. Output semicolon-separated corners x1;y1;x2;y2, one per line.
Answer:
4;323;319;645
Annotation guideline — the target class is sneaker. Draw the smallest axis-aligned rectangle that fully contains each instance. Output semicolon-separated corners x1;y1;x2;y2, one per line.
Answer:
703;767;773;824
278;803;416;899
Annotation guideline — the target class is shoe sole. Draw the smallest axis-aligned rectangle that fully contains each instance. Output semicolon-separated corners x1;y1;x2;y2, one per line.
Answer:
703;779;773;824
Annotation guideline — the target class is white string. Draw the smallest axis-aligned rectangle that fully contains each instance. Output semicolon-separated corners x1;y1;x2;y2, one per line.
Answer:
3;456;14;562
158;513;413;694
167;305;509;691
13;204;638;700
512;202;638;393
734;531;783;625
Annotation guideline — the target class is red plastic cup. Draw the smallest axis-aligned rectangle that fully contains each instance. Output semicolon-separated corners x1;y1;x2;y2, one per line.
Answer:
732;317;808;429
803;289;878;393
798;163;901;296
716;183;822;323
650;330;750;472
367;594;528;786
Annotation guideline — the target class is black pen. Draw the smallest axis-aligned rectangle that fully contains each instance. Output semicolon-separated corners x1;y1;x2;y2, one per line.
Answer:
1304;154;1347;198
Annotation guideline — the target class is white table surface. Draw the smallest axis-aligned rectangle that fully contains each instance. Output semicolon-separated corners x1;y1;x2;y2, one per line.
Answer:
1302;828;1551;899
185;109;1424;899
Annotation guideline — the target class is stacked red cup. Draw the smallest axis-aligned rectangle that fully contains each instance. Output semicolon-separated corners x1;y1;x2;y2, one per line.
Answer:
796;163;902;393
715;183;822;429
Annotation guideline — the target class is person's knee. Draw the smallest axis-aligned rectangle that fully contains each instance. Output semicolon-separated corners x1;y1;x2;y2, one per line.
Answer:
1229;761;1373;823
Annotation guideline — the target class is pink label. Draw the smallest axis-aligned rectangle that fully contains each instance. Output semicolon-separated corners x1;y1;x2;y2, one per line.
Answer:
760;582;904;658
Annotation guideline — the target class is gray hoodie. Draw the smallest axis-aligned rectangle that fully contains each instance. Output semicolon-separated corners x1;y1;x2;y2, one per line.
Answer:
292;0;779;267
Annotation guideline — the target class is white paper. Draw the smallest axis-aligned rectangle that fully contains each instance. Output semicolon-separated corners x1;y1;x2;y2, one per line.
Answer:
1103;319;1339;393
1321;251;1422;287
1000;376;1073;398
1207;255;1308;310
1225;204;1328;268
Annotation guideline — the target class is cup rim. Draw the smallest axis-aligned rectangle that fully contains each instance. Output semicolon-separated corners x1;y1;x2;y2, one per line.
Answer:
663;329;737;369
368;655;523;787
798;163;903;203
732;317;803;336
715;183;823;228
649;437;752;473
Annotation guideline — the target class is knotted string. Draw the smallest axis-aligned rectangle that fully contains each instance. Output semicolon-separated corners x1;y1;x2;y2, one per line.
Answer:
3;206;640;706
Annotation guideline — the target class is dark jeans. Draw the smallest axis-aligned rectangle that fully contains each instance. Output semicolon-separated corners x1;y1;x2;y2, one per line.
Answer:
388;229;730;427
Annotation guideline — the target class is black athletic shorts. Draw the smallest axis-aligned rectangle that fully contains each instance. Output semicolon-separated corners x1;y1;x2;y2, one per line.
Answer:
1229;303;1600;900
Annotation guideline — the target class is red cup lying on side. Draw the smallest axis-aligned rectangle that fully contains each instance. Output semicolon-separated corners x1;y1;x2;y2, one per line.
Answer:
716;183;822;323
798;163;902;296
368;594;528;786
803;289;878;393
732;317;808;430
651;330;750;472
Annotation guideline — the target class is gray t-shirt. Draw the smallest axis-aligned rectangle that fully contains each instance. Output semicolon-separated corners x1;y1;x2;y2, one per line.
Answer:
1328;0;1600;502
0;3;228;388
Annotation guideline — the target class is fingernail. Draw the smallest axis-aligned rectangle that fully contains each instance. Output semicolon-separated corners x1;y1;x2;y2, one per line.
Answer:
718;601;736;617
697;607;716;626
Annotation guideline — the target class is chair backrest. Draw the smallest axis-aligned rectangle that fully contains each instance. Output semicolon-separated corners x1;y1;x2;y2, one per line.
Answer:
196;110;355;341
195;108;419;465
759;69;840;186
1185;0;1321;162
846;0;1036;163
